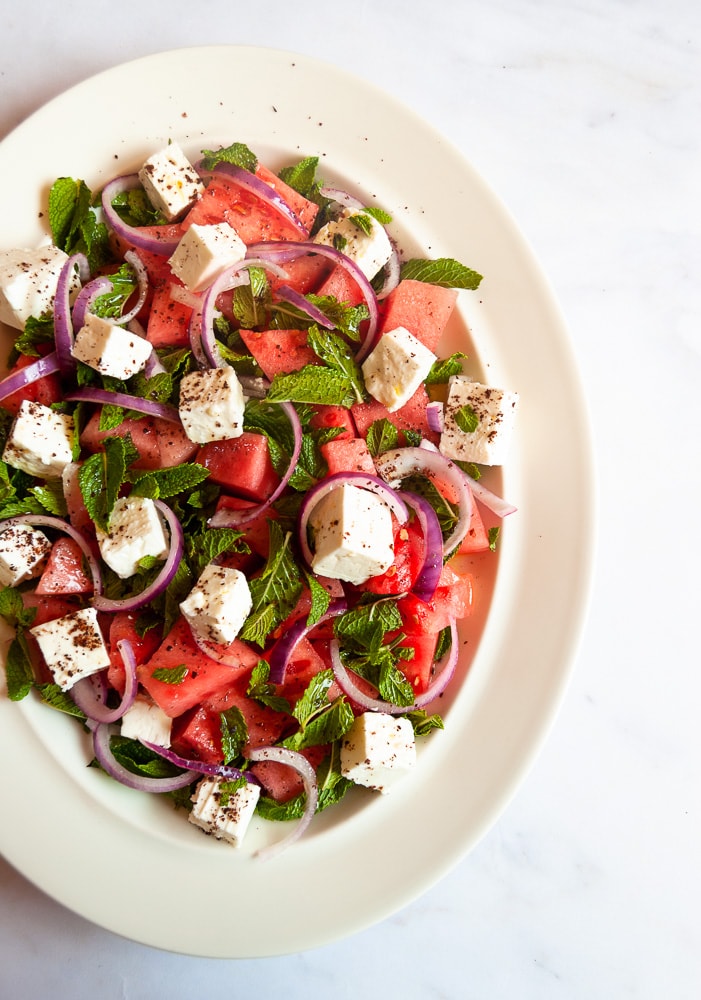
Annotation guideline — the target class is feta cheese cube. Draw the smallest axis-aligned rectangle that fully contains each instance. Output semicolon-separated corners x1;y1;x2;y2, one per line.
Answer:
439;375;519;466
2;400;74;479
0;523;52;587
178;365;246;444
120;695;172;748
138;143;204;221
188;776;260;847
313;207;392;280
71;313;153;379
30;606;110;691
361;326;437;412
309;483;394;585
340;712;416;793
179;564;252;645
169;222;247;292
95;496;169;579
0;245;79;331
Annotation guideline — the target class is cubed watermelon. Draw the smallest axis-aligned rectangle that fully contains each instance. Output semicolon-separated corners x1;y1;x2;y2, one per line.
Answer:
238;328;319;380
196;432;279;501
351;384;440;445
379;279;457;352
80;412;199;469
320;436;376;475
146;282;192;349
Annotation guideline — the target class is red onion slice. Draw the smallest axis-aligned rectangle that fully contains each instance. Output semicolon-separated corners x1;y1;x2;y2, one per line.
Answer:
199;161;308;237
413;617;459;708
458;468;518;518
296;472;409;568
54;252;90;377
140;741;261;785
268;598;349;684
71;638;137;724
91;500;184;612
65;388;181;424
374;237;401;300
0;514;102;595
245;241;379;362
274;284;335;328
207;400;303;529
247;746;318;861
0;351;61;404
426;401;445;435
91;721;198;793
319;186;365;211
101;174;181;256
71;275;113;330
401;492;443;603
117;250;150;325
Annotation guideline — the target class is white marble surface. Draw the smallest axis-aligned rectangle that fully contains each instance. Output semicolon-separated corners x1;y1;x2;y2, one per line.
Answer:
1;1;699;997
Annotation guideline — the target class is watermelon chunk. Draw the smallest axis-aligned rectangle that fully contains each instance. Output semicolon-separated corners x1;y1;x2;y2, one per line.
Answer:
379;279;457;352
146;282;192;349
320;436;376;475
80;412;198;470
351;384;439;445
238;328;318;380
35;537;93;596
196;432;279;502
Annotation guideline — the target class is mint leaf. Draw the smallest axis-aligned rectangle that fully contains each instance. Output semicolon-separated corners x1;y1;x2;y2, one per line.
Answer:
231;266;271;328
4;635;34;701
292;669;335;727
130;462;210;501
11;315;55;360
488;526;500;551
350;213;373;236
106;735;186;778
378;658;415;707
219;776;249;807
256;792;305;822
49;177;111;272
29;480;68;516
90;262;139;319
246;660;291;715
78;434;138;531
425;352;467;385
305;571;331;627
454;404;479;433
151;664;188;684
366;418;400;457
307;325;368;404
402;474;459;539
239;522;303;648
404;708;444;736
36;682;87;718
0;587;36;629
400;258;482;290
201;142;257;173
110;187;164;227
363;205;393;225
99;404;125;432
434;624;453;662
278;156;322;201
283;697;354;751
220;706;248;764
185;526;248;579
266;365;355;407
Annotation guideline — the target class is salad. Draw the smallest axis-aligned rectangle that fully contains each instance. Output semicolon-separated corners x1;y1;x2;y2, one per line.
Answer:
0;140;517;858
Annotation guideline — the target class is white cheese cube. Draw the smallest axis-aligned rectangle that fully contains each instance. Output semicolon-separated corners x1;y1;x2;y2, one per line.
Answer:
138;143;204;222
120;695;172;748
309;483;394;585
340;712;416;793
179;564;252;646
0;523;52;587
313;207;392;280
439;375;519;466
72;312;153;379
178;365;246;444
169;222;246;292
2;400;74;479
30;606;110;691
361;326;437;412
0;245;79;331
188;776;260;848
95;496;169;579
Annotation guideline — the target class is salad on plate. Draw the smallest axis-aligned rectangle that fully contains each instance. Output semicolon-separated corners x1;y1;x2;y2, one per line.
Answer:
0;139;518;858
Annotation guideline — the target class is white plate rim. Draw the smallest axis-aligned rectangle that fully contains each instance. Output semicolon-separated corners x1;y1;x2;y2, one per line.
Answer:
0;44;596;958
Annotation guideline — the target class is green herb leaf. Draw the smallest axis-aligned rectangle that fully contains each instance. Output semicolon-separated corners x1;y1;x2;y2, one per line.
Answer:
106;735;187;779
404;708;444;736
363;205;393;225
400;257;483;290
220;706;248;764
130;462;210;501
48;177;111;272
90;262;139;319
425;352;467;385
434;624;453;662
11;315;55;360
488;526;500;551
283;697;354;751
246;660;291;715
29;480;68;517
201;142;258;173
151;664;188;684
365;418;400;457
219;776;249;807
454;404;479;434
185;526;248;580
0;587;36;629
350;213;373;236
307;325;367;405
266;365;356;407
4;634;34;701
305;571;331;627
110;187;164;227
36;683;87;718
239;522;303;648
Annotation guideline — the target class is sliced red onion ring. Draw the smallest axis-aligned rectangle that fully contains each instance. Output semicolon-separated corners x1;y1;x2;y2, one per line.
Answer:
426;401;444;435
71;275;113;331
117;249;150;324
401;492;443;603
0;514;102;595
0;351;61;404
71;639;137;724
247;746;318;861
141;741;260;785
65;388;181;424
245;241;379;362
199;161;308;237
329;616;458;713
274;284;335;328
374;237;401;301
374;447;474;555
54;252;90;377
236;374;270;399
296;471;408;568
208;401;302;529
458;468;518;518
91;500;184;612
319;185;365;211
143;343;167;377
101;174;181;256
91;721;198;793
169;283;202;309
268;598;349;684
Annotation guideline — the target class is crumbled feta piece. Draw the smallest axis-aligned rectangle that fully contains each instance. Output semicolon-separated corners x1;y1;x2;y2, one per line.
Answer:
188;776;260;847
361;326;437;412
0;523;52;587
340;712;416;793
179;564;252;645
178;365;246;444
2;400;74;479
71;313;153;380
313;207;392;280
120;695;172;748
309;483;394;585
95;496;169;579
439;375;519;466
169;222;247;292
0;245;79;331
138;143;204;221
30;606;110;691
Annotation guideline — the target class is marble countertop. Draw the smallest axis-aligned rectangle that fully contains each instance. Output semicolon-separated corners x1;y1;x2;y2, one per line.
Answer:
1;1;699;997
